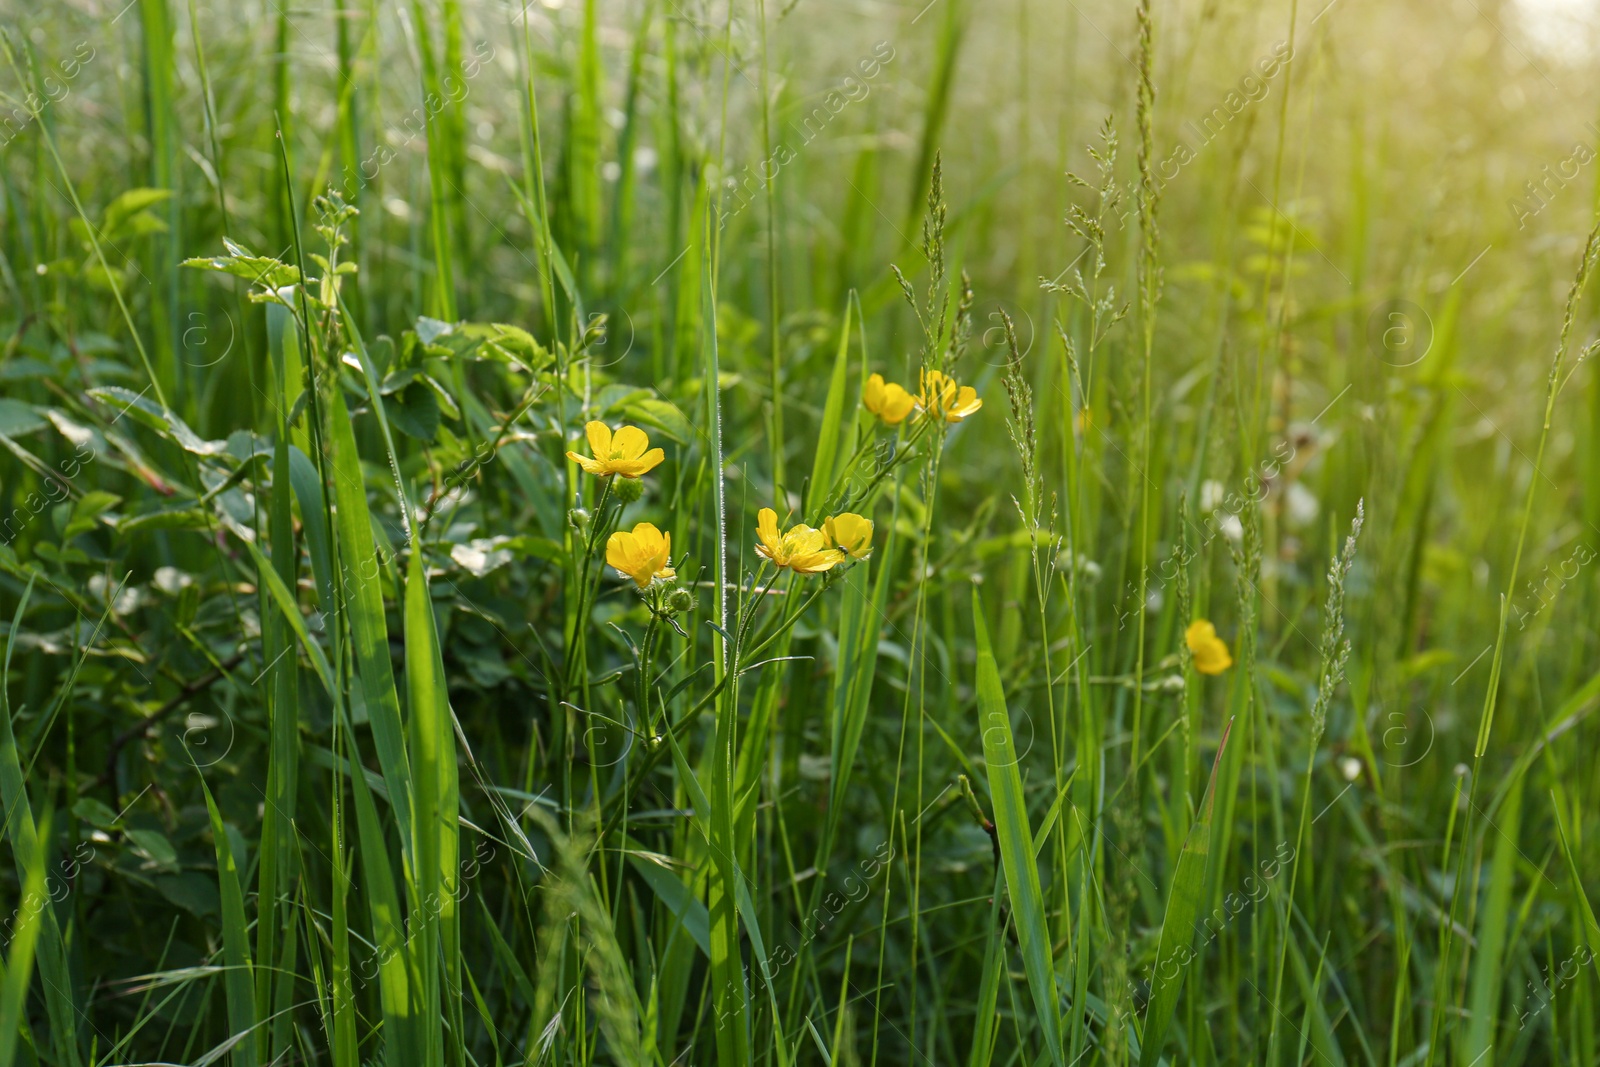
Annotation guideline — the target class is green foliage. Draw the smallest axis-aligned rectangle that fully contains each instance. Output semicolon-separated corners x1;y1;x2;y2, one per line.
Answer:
2;1;1600;1065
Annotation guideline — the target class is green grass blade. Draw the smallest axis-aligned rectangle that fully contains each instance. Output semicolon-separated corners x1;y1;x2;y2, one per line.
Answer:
972;588;1062;1067
405;538;460;1063
197;769;257;1067
966;870;1006;1067
328;383;415;857
1553;791;1600;969
806;294;854;519
0;578;81;1067
1138;716;1233;1067
343;717;421;1066
255;435;299;1056
571;0;604;278
0;809;48;1067
824;526;894;870
243;536;334;692
1465;772;1523;1066
408;0;458;320
628;850;712;957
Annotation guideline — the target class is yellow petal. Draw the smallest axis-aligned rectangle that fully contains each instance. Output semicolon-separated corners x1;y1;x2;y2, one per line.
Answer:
948;385;983;421
825;512;874;558
790;550;844;574
756;508;781;558
567;451;608;476
886;385;915;424
585;421;612;459
1194;642;1233;675
785;525;829;556
610;447;665;478
610;424;651;461
636;523;669;572
864;373;888;414
605;530;645;585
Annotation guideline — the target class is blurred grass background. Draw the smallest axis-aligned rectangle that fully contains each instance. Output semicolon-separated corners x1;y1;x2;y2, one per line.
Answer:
2;0;1600;1064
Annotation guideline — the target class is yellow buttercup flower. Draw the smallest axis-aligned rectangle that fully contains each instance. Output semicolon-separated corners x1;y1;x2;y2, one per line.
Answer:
824;512;874;559
606;522;675;588
863;373;916;425
754;507;843;574
918;369;983;423
1185;619;1233;675
566;421;665;478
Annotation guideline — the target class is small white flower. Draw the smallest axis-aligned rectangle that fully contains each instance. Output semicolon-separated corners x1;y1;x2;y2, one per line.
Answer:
153;566;193;596
1286;482;1319;528
88;574;142;616
1339;756;1362;782
1200;479;1226;513
1218;512;1244;543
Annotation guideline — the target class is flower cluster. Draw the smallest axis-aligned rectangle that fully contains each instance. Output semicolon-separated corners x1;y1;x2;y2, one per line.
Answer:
568;421;677;588
755;508;874;575
568;419;880;588
862;368;982;425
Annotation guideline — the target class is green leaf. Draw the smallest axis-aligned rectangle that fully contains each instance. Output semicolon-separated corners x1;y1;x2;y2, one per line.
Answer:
87;387;228;455
71;797;119;829
0;400;45;437
126;828;180;872
182;237;300;289
972;589;1062;1067
385;380;441;441
622;397;693;444
63;491;120;540
101;187;173;231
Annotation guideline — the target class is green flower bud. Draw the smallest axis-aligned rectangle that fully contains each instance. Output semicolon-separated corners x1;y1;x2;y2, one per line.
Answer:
612;476;645;504
666;586;695;615
567;507;591;533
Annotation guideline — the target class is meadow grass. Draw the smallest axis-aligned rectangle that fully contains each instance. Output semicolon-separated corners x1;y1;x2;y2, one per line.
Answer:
0;0;1599;1064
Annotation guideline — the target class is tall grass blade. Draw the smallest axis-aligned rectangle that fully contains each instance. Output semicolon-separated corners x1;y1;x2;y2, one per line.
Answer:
405;536;460;1062
972;588;1063;1067
0;578;81;1067
197;768;257;1067
0;808;47;1067
806;294;854;519
1138;716;1233;1067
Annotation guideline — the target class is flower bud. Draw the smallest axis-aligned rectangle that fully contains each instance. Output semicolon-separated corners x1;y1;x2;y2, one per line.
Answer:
612;476;645;504
567;507;591;533
666;586;695;615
